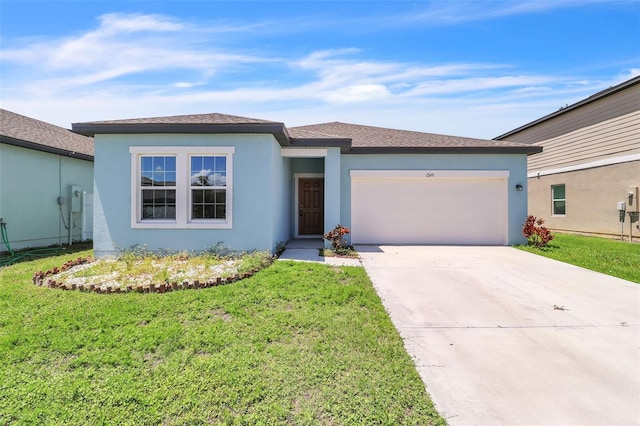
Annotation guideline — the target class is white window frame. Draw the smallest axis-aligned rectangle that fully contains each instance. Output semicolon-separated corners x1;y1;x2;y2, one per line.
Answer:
551;184;566;217
130;146;234;229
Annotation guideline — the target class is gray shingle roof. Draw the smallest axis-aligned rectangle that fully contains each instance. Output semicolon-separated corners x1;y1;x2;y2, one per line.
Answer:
75;112;280;125
1;109;94;159
71;112;540;154
291;122;541;154
72;112;290;145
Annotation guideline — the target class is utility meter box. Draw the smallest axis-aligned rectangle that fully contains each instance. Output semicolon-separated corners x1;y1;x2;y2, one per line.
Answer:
628;186;639;212
69;185;82;213
618;201;626;222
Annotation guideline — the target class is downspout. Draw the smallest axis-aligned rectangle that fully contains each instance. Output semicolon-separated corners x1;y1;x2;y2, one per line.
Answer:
81;191;87;242
68;210;72;246
59;156;63;246
60;156;72;246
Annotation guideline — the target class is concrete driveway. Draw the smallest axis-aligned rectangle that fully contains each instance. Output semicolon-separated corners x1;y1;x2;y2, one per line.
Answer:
357;245;639;426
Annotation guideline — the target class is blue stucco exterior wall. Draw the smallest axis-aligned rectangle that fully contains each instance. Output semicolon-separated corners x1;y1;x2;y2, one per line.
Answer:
271;147;292;249
324;148;342;243
339;153;529;245
93;133;290;257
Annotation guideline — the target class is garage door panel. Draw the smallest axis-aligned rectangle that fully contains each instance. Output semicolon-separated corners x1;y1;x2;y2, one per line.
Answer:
351;176;507;245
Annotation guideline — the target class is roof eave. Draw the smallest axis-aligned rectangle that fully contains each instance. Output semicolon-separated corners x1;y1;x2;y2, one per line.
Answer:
347;146;543;155
289;137;352;153
71;122;292;145
0;135;94;161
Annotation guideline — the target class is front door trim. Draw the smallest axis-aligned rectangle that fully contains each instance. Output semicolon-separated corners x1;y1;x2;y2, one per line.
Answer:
294;173;324;238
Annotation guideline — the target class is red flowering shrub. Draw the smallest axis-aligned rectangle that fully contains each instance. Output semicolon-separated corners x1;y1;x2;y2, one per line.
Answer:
323;224;351;253
522;215;554;247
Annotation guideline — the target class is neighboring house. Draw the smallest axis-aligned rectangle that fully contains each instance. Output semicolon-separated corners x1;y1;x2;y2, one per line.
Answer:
495;76;640;239
72;114;541;258
0;109;94;251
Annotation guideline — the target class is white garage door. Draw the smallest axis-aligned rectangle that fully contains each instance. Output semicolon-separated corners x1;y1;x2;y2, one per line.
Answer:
351;170;509;245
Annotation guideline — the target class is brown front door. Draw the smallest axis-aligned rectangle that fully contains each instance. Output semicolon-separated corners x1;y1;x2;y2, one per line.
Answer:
298;178;324;235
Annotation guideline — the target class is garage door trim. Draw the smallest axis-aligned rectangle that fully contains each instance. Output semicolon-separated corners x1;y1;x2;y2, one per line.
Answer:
350;169;510;178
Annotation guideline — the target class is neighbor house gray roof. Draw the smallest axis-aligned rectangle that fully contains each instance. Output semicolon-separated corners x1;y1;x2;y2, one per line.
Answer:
291;122;542;154
72;112;541;155
1;109;94;160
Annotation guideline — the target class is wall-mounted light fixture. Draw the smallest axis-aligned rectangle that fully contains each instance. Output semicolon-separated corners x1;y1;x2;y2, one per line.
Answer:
515;184;524;192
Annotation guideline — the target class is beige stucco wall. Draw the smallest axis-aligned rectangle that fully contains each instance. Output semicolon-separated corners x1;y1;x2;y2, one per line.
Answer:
528;161;640;238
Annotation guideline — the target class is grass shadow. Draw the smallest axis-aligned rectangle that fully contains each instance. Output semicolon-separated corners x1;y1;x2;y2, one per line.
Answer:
0;242;93;268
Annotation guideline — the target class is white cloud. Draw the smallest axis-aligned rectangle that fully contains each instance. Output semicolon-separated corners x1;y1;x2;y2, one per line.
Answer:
173;82;198;88
323;84;391;103
1;12;268;90
389;0;610;26
403;75;557;96
98;13;185;33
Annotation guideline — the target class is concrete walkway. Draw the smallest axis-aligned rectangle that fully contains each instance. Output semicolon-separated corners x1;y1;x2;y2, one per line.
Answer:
357;245;640;426
277;239;361;267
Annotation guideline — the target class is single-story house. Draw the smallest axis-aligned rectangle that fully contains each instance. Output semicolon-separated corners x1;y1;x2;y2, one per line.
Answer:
72;114;541;258
495;75;640;239
0;109;94;251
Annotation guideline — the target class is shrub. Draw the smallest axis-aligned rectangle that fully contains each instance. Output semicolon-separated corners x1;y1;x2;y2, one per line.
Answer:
323;224;351;254
522;215;554;247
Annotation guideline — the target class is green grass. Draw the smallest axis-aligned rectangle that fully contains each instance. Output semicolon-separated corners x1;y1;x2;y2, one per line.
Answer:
517;233;640;283
0;249;444;425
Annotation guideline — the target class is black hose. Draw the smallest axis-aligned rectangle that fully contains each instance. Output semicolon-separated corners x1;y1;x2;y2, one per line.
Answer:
1;222;14;256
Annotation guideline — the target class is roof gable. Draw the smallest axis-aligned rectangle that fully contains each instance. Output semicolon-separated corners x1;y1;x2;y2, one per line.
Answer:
0;109;94;160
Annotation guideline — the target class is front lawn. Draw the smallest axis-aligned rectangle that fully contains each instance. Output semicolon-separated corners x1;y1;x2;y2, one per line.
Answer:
517;233;640;283
0;249;444;425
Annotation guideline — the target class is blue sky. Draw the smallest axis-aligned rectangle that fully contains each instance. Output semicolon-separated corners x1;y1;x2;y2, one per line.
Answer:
1;1;638;138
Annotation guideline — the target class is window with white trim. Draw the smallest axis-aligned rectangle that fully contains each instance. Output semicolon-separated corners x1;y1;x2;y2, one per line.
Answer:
130;146;234;229
551;184;565;216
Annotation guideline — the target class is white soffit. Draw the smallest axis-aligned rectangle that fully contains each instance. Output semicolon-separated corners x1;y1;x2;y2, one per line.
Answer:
528;153;640;178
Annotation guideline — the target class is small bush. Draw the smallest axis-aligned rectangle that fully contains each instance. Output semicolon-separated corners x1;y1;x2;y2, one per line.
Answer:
522;215;554;247
324;224;352;255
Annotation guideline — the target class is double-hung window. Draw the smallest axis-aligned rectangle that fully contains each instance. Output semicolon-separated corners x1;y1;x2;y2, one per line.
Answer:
190;155;227;220
551;184;566;216
130;146;234;229
141;156;177;220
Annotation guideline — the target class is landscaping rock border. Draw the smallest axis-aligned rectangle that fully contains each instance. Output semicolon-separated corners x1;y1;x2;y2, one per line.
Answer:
32;255;275;294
